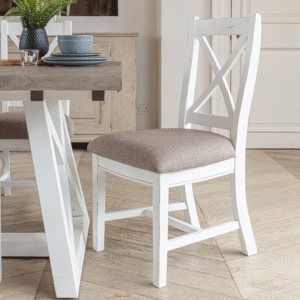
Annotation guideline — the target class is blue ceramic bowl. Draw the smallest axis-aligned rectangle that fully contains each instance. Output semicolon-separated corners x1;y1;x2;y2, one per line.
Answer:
58;35;93;54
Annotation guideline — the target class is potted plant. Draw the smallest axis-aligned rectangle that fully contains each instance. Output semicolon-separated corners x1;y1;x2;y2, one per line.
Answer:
4;0;77;58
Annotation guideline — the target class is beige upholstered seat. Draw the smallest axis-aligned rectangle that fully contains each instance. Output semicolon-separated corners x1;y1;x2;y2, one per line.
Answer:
0;111;75;139
88;129;235;173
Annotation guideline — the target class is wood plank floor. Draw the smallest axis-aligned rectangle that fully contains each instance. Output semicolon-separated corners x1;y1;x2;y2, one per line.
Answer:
1;150;300;299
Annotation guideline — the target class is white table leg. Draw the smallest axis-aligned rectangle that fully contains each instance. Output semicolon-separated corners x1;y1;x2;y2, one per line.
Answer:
23;100;90;298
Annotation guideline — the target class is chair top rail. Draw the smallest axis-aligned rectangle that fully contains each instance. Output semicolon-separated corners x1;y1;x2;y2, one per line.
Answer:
4;21;71;37
196;17;249;36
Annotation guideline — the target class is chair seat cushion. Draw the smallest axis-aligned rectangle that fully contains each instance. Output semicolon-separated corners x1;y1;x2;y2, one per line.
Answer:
0;111;75;139
87;129;236;173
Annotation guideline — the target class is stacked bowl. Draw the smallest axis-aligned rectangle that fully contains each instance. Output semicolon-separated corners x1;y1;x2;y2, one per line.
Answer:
43;35;107;67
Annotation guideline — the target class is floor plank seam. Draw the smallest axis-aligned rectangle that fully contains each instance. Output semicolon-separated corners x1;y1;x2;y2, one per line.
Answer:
85;264;242;300
215;239;244;300
194;198;244;299
80;279;159;300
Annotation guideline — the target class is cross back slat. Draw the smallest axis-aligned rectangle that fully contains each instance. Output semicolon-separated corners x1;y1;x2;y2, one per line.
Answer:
179;14;261;151
186;31;248;120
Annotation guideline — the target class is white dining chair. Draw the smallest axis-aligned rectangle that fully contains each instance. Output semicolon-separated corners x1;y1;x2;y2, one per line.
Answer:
0;20;74;196
88;14;261;288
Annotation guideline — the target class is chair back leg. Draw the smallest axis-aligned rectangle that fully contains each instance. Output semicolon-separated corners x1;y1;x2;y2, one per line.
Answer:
179;184;201;228
93;154;106;252
153;176;169;288
230;171;257;256
3;151;11;197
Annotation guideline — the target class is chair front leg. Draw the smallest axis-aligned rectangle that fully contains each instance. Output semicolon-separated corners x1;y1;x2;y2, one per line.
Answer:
230;168;257;256
179;184;200;228
93;154;106;252
3;150;11;197
153;176;169;288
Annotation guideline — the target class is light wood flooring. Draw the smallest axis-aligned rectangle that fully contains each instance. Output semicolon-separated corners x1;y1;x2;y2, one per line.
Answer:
1;149;300;299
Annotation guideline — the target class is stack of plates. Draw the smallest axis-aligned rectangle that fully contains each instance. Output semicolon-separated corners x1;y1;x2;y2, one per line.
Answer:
43;53;107;67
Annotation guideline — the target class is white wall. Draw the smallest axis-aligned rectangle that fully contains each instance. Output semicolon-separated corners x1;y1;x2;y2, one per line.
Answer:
0;0;158;129
159;1;211;128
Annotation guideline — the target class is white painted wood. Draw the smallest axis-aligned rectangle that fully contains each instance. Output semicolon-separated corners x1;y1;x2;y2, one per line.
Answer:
97;156;234;188
0;140;30;150
93;157;106;252
231;15;262;150
197;34;235;118
178;16;200;129
24;102;79;297
167;221;240;251
144;203;187;217
1;20;72;60
106;206;146;221
167;158;234;187
24;101;89;298
2;150;11;196
152;175;169;288
0;20;8;60
211;0;232;138
64;20;72;35
0;173;8;182
106;202;187;222
230;170;257;255
4;101;23;107
1;101;9;113
2;233;48;257
197;18;248;36
185;30;248;130
97;158;158;186
0;171;11;281
179;184;200;228
1;181;37;187
92;14;261;288
167;216;200;234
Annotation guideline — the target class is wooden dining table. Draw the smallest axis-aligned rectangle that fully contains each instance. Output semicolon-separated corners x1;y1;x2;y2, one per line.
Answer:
0;61;122;298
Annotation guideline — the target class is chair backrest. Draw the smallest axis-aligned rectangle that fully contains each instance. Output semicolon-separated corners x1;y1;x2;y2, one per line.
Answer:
0;20;72;115
178;14;261;154
1;20;72;60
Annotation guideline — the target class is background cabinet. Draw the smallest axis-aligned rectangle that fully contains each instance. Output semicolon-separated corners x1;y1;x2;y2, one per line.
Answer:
69;33;138;142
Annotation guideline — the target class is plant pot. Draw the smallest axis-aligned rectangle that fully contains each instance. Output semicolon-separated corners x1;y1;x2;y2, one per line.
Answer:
19;28;49;59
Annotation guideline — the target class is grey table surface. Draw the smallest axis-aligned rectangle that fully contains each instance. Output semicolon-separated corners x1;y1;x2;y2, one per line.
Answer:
0;61;122;91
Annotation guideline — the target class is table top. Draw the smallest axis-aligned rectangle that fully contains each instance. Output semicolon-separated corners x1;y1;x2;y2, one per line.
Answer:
0;61;122;91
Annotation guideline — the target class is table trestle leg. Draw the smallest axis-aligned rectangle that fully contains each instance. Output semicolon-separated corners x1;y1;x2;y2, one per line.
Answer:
24;100;90;298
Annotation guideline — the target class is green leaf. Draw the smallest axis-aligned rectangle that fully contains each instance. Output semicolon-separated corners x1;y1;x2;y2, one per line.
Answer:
5;0;78;28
